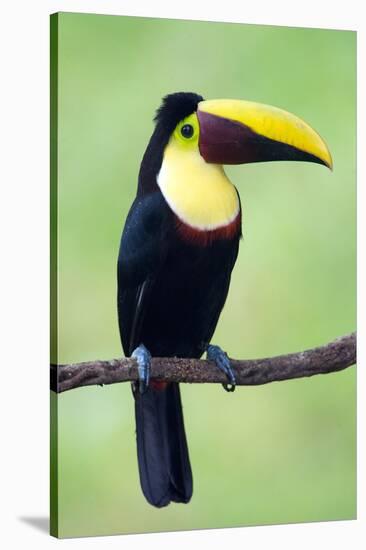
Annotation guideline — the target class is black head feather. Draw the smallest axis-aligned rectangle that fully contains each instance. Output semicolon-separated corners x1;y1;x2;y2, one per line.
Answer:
154;92;204;132
138;92;204;196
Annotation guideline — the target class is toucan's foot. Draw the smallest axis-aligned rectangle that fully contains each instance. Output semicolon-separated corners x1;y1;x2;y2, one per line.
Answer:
207;344;236;392
131;344;152;394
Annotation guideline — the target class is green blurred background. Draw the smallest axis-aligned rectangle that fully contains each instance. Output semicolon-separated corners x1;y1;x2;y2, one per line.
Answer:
52;12;356;538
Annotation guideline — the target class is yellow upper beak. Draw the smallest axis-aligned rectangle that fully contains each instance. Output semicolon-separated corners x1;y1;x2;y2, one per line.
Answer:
197;98;333;170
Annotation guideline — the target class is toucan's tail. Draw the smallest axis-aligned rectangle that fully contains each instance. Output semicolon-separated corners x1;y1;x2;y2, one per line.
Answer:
134;382;193;507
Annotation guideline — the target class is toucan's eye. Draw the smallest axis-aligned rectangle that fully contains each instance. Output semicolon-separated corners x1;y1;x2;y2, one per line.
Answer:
181;124;194;139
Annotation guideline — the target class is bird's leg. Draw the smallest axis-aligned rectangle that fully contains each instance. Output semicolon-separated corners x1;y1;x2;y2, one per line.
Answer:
207;344;236;392
131;344;152;394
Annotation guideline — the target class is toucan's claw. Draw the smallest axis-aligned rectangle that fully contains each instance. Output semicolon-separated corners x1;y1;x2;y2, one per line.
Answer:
207;344;236;392
131;344;152;394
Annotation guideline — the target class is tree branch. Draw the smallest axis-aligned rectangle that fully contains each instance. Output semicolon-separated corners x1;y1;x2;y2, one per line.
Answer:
50;332;356;394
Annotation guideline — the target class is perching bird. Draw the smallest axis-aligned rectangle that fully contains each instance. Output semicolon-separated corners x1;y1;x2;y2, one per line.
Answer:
117;92;332;508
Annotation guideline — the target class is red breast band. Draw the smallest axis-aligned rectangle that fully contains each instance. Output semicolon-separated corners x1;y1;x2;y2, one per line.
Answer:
175;211;242;246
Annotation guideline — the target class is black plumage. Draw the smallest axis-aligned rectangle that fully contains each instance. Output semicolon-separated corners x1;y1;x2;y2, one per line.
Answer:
117;93;241;507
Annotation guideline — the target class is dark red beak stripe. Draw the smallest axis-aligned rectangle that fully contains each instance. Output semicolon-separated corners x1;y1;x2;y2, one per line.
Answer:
197;110;328;167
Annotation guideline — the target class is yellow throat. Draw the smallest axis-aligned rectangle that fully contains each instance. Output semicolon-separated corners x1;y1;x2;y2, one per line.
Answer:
157;114;240;231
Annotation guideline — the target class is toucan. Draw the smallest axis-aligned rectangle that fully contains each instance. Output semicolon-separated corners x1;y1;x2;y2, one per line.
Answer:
117;92;332;508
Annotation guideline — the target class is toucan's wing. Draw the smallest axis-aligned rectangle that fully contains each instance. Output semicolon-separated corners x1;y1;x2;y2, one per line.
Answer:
117;192;170;356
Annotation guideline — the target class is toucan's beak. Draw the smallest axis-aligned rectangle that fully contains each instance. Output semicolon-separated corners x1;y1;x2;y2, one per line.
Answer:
197;99;333;170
